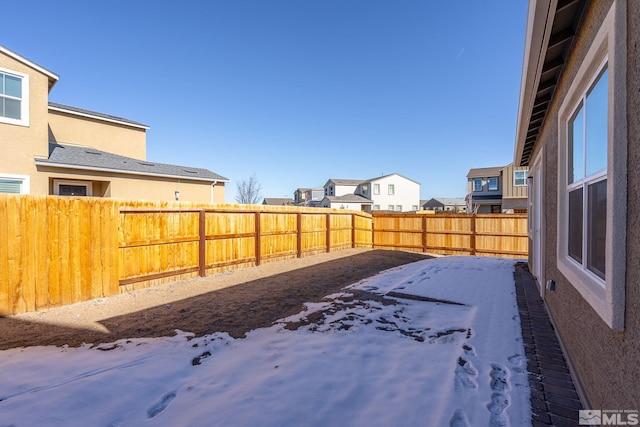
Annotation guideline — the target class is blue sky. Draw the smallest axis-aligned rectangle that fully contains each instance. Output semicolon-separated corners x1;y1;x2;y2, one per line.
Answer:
4;0;527;202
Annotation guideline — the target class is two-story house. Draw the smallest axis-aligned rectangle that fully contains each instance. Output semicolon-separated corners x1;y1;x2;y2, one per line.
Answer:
0;45;228;202
466;163;528;213
320;173;420;213
293;187;324;207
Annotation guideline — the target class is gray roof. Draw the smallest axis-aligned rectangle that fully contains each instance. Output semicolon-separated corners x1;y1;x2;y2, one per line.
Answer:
324;194;372;204
263;198;293;205
49;102;149;129
326;179;364;186
36;143;228;182
424;197;466;207
466;166;505;179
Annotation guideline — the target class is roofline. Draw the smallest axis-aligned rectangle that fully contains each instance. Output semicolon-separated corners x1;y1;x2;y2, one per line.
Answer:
0;45;59;90
48;104;150;130
34;160;230;183
514;0;556;166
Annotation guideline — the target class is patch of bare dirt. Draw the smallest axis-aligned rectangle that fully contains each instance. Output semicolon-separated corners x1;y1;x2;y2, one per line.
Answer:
0;249;431;350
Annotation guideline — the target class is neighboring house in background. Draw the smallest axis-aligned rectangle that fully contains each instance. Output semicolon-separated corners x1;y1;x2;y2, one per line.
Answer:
421;197;467;213
262;197;293;206
465;163;528;213
321;173;420;213
293;187;324;207
465;166;503;213
0;45;228;202
320;194;372;211
514;0;638;409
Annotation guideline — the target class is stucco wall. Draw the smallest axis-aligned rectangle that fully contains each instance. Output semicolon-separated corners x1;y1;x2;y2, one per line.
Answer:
0;52;51;185
532;0;639;408
47;110;147;160
36;166;224;203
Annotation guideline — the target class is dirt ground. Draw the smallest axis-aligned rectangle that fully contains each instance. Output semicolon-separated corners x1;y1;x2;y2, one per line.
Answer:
0;249;432;350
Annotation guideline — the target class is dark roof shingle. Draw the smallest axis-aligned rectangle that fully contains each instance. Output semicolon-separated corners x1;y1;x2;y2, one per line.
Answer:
36;144;228;182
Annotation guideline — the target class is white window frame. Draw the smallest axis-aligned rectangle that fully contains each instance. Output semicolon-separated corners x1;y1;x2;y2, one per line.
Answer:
556;2;626;330
0;67;29;127
388;205;394;211
373;204;380;211
388;184;395;195
514;170;528;186
473;178;482;192
488;177;498;191
53;179;93;197
373;184;380;195
0;173;30;194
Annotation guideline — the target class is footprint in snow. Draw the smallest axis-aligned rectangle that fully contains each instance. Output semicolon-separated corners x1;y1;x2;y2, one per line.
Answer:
147;391;177;419
489;363;510;392
455;357;478;390
449;409;471;427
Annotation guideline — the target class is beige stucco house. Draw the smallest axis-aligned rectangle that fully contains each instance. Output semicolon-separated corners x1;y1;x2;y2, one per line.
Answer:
514;0;638;410
0;45;227;202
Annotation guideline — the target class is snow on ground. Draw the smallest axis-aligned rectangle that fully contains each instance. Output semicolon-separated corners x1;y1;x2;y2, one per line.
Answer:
0;256;531;427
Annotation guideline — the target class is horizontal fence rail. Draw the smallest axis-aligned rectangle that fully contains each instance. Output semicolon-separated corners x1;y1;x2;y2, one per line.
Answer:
0;195;527;315
372;213;528;258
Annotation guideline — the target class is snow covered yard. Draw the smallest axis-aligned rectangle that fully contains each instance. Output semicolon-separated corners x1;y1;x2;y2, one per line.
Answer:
0;256;531;426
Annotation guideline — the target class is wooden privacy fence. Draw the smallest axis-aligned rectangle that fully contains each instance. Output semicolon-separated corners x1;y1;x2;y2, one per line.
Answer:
0;194;372;315
373;213;528;258
0;195;528;315
118;207;373;289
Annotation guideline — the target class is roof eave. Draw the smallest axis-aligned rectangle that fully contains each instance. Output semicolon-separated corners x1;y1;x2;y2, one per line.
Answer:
48;104;150;130
0;45;59;91
34;160;229;183
514;0;556;167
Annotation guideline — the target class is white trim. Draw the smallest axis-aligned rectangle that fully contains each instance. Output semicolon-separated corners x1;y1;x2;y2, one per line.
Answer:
0;67;30;127
0;173;30;194
48;105;150;130
0;45;59;84
514;0;557;165
53;179;93;196
556;2;626;330
34;160;229;183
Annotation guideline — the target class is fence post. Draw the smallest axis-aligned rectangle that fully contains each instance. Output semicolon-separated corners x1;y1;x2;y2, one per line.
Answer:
297;212;303;258
199;210;206;277
255;211;261;266
422;215;428;253
326;213;331;252
470;214;477;256
351;214;356;248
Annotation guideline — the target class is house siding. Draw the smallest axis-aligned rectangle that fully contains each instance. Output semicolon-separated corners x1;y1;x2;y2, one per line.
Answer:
501;163;528;199
0;52;51;193
531;0;640;409
48;109;147;160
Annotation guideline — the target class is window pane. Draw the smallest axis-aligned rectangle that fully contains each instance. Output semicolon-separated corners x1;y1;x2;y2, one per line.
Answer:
59;185;88;196
568;188;583;263
0;179;21;194
4;98;21;119
388;185;394;195
569;104;584;184
5;75;22;97
489;178;498;191
585;68;608;176
0;74;4;94
587;179;607;279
